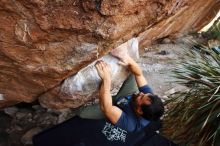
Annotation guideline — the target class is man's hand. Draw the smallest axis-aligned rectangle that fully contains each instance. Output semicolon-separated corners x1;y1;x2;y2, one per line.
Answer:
111;43;131;66
111;38;139;66
95;60;111;80
117;55;132;66
111;42;148;87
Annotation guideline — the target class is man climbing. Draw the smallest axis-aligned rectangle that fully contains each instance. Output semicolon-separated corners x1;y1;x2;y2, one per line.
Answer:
33;39;174;146
94;51;164;132
77;39;164;132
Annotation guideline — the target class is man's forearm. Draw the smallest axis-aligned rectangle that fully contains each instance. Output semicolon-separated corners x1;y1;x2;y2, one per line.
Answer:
127;57;142;76
126;56;148;87
99;79;112;112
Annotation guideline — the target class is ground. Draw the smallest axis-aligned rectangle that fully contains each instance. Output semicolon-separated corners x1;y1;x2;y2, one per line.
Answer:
0;39;190;146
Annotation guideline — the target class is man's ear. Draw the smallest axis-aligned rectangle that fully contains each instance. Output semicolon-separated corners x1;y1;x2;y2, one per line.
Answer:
137;107;143;115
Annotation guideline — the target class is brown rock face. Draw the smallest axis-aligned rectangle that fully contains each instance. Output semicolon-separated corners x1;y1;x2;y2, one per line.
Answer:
39;38;139;109
0;0;219;108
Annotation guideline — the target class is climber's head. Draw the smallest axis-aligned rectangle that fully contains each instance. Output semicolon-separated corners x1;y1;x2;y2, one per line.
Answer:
131;92;164;121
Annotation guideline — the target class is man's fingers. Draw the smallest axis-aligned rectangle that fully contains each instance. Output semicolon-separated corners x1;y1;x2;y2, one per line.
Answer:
95;62;104;72
95;61;101;68
95;60;111;72
95;60;107;72
95;64;101;72
99;62;106;70
96;60;104;68
99;61;107;68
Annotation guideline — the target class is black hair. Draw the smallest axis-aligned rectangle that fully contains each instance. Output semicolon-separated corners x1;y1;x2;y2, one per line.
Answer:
141;94;164;121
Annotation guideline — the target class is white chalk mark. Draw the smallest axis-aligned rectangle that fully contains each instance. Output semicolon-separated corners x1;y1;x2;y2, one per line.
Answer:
96;46;99;59
73;11;79;15
0;94;4;100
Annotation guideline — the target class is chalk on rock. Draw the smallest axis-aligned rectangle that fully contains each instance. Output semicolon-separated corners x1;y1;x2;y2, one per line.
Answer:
0;94;4;100
59;38;140;107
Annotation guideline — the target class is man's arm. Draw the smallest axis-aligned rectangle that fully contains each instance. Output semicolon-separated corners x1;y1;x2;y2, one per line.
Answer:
115;53;147;87
95;61;122;124
125;56;147;87
110;38;147;87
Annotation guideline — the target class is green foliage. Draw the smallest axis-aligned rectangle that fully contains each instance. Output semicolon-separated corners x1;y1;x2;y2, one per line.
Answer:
163;45;220;146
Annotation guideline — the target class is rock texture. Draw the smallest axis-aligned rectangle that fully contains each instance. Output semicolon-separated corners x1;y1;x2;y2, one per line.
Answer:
0;0;220;109
39;38;139;109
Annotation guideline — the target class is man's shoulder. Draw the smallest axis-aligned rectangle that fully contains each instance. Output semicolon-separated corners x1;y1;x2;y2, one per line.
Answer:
115;110;137;132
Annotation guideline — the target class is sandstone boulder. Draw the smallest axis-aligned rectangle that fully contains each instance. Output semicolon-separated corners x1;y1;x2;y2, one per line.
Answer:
0;0;219;108
39;38;139;109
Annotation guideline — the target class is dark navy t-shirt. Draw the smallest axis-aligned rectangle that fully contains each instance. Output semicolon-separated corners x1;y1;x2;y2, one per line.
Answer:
115;85;153;132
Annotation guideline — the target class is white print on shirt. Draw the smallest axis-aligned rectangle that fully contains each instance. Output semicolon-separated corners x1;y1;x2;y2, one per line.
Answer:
117;98;128;106
102;122;127;142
